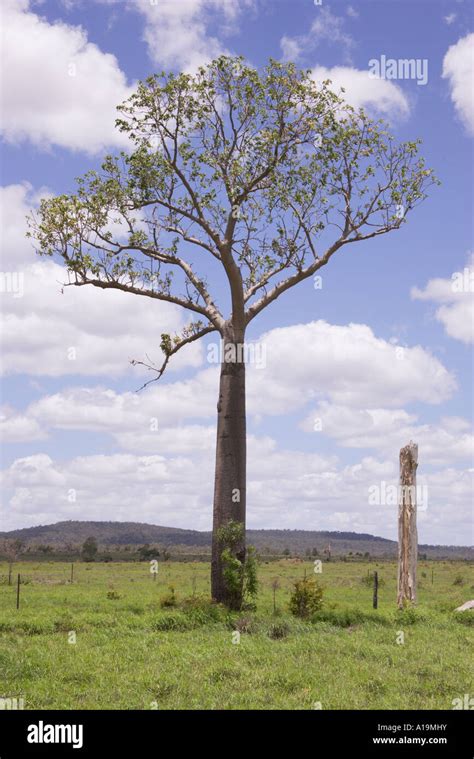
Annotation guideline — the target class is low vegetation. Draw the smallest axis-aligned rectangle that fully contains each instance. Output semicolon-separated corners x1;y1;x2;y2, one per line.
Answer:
0;559;472;709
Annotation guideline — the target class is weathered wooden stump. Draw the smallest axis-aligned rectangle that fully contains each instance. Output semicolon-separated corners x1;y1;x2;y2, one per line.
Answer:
397;441;418;609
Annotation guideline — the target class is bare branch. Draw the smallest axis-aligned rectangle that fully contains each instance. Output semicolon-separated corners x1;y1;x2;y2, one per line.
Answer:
131;324;216;391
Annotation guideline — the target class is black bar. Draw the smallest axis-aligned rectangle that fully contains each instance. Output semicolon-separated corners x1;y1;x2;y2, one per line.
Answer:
0;710;471;756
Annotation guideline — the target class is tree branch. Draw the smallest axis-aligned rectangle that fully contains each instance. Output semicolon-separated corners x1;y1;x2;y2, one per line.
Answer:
131;324;216;391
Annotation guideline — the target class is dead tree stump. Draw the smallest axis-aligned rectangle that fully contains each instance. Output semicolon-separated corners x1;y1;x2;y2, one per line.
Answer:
397;441;418;609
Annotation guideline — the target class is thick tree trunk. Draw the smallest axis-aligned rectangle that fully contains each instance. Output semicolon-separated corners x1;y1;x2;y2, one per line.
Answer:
211;327;247;608
397;441;418;609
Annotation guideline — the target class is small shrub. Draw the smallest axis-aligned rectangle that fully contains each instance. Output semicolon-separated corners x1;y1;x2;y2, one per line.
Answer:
453;575;465;586
160;586;177;608
395;607;425;625
233;616;257;634
289;577;323;618
179;596;225;624
152;613;193;632
218;521;258;610
106;591;121;600
268;621;290;640
221;547;244;607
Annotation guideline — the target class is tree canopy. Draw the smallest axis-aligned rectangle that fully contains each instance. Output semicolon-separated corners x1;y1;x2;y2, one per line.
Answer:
29;56;437;378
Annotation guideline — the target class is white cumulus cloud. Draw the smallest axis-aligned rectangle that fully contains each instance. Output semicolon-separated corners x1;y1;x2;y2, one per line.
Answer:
281;7;355;64
0;0;134;153
248;321;455;411
130;0;252;72
411;254;474;344
442;33;474;136
311;65;410;120
301;403;473;467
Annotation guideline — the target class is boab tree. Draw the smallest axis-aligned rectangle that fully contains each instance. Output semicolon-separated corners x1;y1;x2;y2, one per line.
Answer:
29;57;437;608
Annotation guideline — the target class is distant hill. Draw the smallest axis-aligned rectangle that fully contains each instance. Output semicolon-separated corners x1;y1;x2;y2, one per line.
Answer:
0;521;472;560
0;521;210;547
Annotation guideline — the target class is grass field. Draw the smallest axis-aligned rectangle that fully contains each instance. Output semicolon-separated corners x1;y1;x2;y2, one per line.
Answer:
0;559;472;710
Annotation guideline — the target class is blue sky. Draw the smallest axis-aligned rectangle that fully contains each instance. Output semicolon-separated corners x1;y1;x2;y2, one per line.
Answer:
0;0;473;544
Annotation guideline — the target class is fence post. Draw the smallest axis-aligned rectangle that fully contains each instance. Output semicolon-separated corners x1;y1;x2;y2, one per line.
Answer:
373;571;378;609
16;573;20;610
71;563;74;584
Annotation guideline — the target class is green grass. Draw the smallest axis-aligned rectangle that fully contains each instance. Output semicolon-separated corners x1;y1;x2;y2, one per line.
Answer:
0;560;472;710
